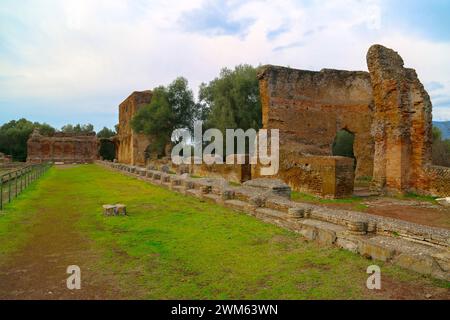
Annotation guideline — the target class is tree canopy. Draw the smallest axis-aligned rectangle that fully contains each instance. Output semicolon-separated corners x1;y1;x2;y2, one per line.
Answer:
97;127;116;139
131;77;198;157
199;64;262;133
0;118;56;161
61;123;94;134
432;126;450;167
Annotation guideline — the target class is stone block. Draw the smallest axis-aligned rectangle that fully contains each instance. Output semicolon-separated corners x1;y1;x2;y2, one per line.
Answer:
358;238;395;262
103;204;127;216
288;207;306;218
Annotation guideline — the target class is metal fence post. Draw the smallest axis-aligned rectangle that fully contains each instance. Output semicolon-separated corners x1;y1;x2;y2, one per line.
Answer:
0;163;52;211
15;170;18;199
8;173;11;203
0;175;3;210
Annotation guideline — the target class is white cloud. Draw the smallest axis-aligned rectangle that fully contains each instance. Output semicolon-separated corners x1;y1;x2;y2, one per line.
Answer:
0;0;449;129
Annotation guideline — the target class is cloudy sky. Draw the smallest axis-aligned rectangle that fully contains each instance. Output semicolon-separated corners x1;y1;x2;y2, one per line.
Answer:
1;0;450;130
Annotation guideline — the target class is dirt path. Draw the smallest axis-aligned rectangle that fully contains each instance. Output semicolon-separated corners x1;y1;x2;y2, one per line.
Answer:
0;183;122;299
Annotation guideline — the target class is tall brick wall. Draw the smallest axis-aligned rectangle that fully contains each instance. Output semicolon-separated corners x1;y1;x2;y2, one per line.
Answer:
367;45;434;195
257;45;448;197
258;66;374;180
117;91;153;166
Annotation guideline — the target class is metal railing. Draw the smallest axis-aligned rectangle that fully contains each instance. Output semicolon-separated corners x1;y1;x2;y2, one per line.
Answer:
0;162;52;210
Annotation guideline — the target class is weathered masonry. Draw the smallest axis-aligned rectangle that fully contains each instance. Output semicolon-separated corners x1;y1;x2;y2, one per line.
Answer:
258;44;450;198
27;130;98;163
115;91;153;166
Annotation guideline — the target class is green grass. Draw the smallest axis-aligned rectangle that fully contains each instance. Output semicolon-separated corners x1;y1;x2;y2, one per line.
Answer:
291;192;362;204
291;192;369;211
0;171;52;259
400;192;438;204
0;165;447;299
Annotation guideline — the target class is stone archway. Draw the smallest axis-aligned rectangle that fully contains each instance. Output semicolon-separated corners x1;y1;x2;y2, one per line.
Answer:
332;129;355;160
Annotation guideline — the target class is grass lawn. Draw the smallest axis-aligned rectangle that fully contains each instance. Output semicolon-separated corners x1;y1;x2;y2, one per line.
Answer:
0;164;448;299
291;192;370;211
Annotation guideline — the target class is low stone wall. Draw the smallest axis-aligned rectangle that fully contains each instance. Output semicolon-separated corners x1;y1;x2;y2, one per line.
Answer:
190;162;251;184
255;155;355;199
144;157;251;184
98;160;450;281
27;131;98;164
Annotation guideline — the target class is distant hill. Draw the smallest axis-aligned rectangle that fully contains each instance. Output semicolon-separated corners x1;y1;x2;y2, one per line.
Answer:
433;121;450;140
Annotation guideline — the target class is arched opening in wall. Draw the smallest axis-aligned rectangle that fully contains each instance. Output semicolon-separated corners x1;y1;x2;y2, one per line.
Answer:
144;144;153;162
332;129;359;194
332;129;356;167
99;139;116;161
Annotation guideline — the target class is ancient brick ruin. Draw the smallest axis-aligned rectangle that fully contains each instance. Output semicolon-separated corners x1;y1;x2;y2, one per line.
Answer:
258;44;450;198
110;45;448;198
27;129;98;163
116;91;153;166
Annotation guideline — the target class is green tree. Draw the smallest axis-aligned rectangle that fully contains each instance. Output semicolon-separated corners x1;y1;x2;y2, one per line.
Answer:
61;123;94;134
167;77;199;132
199;64;262;133
432;127;450;167
0;118;56;161
131;77;198;157
332;130;355;158
99;140;116;161
97;127;116;139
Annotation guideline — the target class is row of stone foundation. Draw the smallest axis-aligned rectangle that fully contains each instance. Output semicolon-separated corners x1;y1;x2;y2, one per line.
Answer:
97;160;450;281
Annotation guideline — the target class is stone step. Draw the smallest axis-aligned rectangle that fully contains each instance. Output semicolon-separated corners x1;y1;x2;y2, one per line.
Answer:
296;219;347;245
170;185;186;194
254;208;288;220
186;189;202;199
203;193;221;203
358;235;449;281
224;199;251;212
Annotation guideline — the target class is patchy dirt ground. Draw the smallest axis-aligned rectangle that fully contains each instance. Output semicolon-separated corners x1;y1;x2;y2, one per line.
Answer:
364;198;450;229
0;205;123;300
0;166;123;300
296;186;450;230
317;197;450;230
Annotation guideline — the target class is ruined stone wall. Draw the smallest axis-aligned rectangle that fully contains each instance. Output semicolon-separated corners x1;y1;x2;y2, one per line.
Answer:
147;156;252;184
117;91;153;166
258;66;374;197
258;66;374;180
258;45;448;197
257;155;355;199
367;45;435;195
190;162;251;184
27;131;98;163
